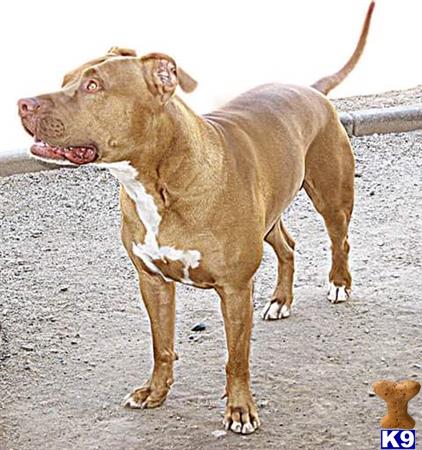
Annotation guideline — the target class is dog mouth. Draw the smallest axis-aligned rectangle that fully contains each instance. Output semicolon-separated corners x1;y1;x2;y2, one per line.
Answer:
30;139;98;165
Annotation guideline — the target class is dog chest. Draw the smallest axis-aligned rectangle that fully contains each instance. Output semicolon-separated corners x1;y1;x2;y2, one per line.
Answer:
100;161;202;284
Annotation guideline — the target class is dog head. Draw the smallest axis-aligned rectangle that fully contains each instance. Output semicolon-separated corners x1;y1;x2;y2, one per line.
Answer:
18;48;197;165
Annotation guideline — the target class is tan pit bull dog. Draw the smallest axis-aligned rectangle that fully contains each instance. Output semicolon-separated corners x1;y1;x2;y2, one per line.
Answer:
18;2;375;435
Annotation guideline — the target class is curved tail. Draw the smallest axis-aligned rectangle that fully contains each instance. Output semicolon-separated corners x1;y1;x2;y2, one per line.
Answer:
312;1;375;95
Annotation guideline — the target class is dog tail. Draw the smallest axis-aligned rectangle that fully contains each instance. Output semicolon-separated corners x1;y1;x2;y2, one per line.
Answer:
312;1;375;95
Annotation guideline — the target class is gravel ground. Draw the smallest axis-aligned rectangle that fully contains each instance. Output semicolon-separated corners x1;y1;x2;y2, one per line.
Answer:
1;86;421;450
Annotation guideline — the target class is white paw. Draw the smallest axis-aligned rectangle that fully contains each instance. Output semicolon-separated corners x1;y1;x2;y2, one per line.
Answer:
123;391;143;409
261;301;291;320
223;416;260;435
241;422;255;435
230;421;242;433
327;283;350;303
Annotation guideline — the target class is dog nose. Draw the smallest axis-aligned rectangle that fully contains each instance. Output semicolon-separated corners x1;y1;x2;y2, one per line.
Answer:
18;97;40;118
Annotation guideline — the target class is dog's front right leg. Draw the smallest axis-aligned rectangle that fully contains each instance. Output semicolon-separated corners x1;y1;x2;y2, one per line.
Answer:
124;269;176;409
216;281;260;434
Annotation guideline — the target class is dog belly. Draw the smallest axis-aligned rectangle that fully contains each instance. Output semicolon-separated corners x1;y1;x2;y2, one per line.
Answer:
255;145;305;232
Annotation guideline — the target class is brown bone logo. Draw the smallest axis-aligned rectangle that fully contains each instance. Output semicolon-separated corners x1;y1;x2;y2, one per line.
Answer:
373;380;421;429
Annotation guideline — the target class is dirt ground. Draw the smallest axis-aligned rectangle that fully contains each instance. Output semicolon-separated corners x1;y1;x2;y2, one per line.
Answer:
1;87;421;450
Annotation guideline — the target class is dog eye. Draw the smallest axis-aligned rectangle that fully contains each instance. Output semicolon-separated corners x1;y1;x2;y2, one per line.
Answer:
84;79;100;92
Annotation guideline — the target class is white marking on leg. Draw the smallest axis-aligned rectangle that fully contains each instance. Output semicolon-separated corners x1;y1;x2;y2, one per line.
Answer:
230;421;242;433
95;161;201;283
261;301;279;320
241;422;255;434
327;282;350;303
280;304;290;318
123;392;142;409
261;301;291;320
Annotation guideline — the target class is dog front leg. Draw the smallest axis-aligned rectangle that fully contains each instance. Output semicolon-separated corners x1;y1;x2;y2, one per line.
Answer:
216;282;260;434
124;269;176;409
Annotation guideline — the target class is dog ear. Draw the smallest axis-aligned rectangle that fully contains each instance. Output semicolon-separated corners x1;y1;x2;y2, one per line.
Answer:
177;67;198;93
107;47;137;57
140;53;197;104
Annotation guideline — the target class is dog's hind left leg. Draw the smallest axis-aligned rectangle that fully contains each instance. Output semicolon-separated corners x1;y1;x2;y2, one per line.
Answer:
261;219;295;320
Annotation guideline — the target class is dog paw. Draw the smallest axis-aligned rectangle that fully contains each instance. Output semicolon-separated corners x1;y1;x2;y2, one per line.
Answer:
223;397;260;435
327;283;350;303
261;300;291;320
123;385;168;409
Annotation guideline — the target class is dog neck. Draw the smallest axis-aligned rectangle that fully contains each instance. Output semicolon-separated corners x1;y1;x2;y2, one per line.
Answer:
104;96;224;216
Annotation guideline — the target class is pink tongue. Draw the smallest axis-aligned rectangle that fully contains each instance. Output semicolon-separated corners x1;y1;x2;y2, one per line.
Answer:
30;144;97;164
31;144;64;160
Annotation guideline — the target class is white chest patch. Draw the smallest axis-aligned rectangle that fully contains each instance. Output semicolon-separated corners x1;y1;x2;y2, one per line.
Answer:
97;161;201;284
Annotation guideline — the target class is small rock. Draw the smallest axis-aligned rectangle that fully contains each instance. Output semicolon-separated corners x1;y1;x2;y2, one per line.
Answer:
59;286;69;292
368;390;375;397
191;322;207;332
412;363;421;369
211;430;227;438
21;344;34;351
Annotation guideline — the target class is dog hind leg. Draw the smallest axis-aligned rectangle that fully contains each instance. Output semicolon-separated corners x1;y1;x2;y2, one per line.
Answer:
261;219;295;319
303;122;354;303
